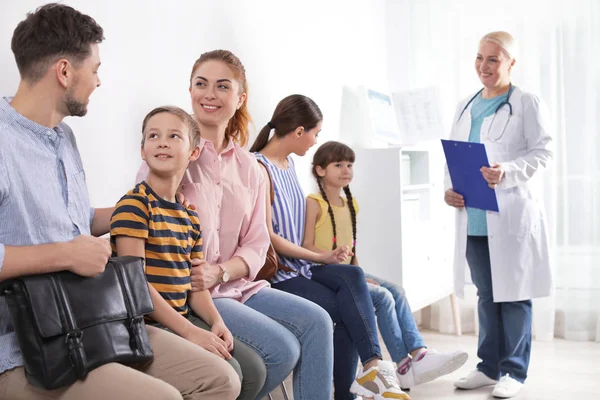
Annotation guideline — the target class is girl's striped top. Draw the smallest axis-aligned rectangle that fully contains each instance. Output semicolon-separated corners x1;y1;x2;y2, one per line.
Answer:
255;153;313;282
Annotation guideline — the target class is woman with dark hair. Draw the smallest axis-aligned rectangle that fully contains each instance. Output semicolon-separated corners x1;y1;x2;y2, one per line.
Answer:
251;94;408;400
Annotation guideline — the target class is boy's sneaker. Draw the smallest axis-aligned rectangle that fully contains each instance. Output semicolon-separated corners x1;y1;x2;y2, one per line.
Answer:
454;369;498;390
351;361;411;399
396;349;468;389
491;374;523;398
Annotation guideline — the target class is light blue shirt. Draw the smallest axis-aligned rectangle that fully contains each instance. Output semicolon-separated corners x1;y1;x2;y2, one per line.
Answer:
467;92;509;236
0;97;94;374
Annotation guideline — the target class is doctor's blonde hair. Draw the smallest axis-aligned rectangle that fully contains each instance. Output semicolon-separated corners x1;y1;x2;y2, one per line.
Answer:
481;31;518;61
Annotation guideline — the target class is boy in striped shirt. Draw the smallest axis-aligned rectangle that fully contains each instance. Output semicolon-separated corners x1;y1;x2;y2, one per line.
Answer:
110;106;234;360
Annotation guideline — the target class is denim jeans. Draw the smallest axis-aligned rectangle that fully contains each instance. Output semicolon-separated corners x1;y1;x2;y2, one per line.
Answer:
214;287;334;400
466;236;532;383
272;264;382;400
365;273;426;362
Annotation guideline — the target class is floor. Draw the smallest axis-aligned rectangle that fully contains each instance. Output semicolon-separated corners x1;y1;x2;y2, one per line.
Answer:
267;331;600;400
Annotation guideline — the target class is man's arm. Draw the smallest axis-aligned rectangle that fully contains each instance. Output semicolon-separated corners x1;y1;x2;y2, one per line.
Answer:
91;207;115;237
0;235;111;281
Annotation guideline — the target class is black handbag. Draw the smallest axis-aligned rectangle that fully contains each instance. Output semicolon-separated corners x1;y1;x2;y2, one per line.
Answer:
1;256;155;389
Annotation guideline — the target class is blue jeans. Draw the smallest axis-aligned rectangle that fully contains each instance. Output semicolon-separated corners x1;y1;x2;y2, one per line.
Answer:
466;236;532;383
365;273;426;362
214;287;333;400
272;264;382;400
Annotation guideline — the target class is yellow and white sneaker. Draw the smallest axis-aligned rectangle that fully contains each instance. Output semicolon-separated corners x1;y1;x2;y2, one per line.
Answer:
350;361;411;400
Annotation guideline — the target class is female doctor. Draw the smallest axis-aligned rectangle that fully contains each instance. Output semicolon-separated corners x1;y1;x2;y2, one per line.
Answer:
444;31;553;399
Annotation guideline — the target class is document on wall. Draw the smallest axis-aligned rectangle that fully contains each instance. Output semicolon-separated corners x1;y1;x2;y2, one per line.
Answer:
441;139;499;212
392;86;443;145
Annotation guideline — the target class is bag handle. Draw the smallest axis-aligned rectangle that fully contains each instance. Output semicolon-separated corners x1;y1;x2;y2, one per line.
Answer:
112;258;147;354
256;159;296;274
51;275;88;379
257;159;275;206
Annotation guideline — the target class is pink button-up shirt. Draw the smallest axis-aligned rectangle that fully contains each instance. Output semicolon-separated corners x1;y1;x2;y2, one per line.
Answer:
136;138;270;303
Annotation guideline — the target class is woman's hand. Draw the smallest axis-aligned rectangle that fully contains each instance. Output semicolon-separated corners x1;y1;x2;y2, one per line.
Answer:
190;259;221;291
365;278;380;286
320;245;353;265
183;326;232;359
481;164;505;189
444;189;465;208
211;320;234;352
176;192;196;210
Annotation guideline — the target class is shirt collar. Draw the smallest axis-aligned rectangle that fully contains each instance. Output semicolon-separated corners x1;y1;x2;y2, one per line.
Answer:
199;137;241;164
1;97;64;141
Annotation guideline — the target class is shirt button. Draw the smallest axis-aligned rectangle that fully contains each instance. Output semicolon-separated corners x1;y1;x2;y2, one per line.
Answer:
217;204;221;209
216;182;221;186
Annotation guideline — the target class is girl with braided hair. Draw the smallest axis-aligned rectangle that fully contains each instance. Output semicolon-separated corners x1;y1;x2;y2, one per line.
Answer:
303;141;468;391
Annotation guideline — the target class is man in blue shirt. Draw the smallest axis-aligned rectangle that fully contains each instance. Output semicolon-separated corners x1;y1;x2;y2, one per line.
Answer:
0;3;240;399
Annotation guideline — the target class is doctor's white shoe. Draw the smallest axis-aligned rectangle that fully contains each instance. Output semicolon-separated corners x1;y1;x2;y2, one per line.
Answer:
454;369;498;390
491;374;523;398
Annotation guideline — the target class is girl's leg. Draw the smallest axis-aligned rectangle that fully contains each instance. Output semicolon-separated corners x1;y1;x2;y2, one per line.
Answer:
309;264;381;364
365;274;425;354
366;273;468;389
367;282;410;362
280;266;408;399
272;277;356;400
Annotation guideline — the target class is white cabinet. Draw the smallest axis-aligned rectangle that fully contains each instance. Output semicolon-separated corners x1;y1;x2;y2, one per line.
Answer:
352;144;455;312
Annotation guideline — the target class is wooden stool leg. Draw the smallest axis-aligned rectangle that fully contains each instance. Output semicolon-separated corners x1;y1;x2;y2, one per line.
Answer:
450;293;462;336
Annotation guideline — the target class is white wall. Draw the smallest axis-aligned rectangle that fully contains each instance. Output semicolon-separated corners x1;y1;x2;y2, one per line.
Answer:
0;0;389;207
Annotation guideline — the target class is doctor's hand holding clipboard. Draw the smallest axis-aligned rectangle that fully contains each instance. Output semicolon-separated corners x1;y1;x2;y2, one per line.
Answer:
442;31;554;399
441;140;501;212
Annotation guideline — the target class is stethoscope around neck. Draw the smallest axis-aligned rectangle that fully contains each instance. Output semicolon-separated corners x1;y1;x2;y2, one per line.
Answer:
458;83;515;142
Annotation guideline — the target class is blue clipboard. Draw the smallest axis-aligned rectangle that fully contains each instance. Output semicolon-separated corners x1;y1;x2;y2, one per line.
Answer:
441;139;499;212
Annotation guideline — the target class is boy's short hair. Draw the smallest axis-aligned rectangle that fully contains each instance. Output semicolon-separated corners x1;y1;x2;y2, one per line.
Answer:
141;106;201;148
11;3;104;83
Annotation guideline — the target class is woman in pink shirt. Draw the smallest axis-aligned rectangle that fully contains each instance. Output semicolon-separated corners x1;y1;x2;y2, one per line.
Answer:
139;50;333;400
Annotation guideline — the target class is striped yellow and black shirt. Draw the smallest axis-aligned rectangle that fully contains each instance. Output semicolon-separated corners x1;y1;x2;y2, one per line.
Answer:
110;181;203;316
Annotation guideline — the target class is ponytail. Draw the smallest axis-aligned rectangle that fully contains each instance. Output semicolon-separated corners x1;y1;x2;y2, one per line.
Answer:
249;123;272;153
317;178;338;250
249;94;322;153
343;185;357;255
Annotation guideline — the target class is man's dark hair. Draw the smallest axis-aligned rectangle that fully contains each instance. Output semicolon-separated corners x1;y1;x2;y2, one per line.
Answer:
11;3;104;83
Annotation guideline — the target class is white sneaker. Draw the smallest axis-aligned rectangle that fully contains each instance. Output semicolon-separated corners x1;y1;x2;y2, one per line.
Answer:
396;349;468;389
492;374;523;398
454;369;498;390
351;361;411;399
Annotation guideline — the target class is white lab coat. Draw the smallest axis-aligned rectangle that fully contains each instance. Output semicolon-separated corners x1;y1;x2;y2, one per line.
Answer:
445;86;554;303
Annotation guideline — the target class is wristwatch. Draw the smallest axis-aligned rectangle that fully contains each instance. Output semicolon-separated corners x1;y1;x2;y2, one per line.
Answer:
218;264;230;283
